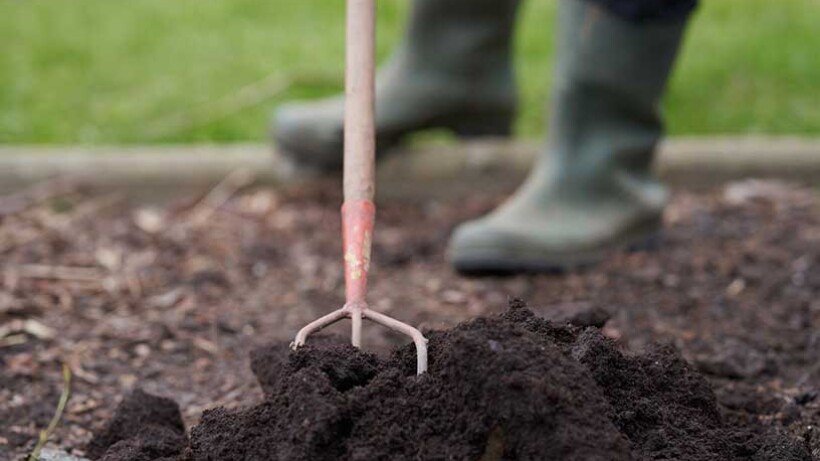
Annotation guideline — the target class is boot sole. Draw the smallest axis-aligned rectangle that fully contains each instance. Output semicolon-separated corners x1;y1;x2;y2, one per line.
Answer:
451;223;663;276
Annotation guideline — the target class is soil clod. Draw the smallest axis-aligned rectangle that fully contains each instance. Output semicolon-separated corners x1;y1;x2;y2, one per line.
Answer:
87;389;187;461
93;301;811;461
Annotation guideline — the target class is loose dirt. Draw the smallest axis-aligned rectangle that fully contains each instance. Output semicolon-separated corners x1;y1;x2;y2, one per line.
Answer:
1;179;817;460
89;300;810;460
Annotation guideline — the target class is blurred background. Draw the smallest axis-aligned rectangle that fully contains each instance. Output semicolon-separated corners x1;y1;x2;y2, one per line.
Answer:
2;0;818;146
3;4;820;461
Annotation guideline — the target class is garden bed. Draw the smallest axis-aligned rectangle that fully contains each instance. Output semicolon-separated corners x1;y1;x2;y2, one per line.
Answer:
0;179;818;459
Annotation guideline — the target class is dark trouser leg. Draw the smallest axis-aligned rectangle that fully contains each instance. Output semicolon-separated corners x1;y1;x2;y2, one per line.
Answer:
586;0;698;23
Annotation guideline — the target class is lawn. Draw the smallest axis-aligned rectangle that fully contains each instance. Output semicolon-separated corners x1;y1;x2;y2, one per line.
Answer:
1;0;818;144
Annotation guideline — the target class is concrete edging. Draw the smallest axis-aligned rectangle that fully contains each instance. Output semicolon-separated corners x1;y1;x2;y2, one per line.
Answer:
0;137;817;198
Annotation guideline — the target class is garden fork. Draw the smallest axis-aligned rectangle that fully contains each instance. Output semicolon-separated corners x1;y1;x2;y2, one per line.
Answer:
292;0;428;375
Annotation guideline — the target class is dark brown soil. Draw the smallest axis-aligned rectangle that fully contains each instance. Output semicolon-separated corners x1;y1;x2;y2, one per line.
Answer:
86;389;186;461
1;178;818;460
89;300;809;460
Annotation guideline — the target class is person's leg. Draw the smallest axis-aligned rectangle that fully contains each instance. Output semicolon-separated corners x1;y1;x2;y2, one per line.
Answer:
448;0;696;273
274;0;521;172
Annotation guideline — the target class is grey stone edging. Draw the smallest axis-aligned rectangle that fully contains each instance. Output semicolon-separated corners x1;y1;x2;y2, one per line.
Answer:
0;137;817;197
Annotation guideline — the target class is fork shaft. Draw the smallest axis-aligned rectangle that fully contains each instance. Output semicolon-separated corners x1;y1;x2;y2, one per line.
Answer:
343;0;376;203
343;0;377;347
291;0;428;375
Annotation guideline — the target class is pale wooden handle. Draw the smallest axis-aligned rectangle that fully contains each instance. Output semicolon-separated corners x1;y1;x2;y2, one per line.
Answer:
343;0;377;202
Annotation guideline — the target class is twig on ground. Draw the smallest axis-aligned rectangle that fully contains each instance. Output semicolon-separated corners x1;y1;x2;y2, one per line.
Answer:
28;364;72;461
66;354;100;384
22;319;57;340
185;169;255;227
0;333;28;348
193;337;220;355
0;319;55;340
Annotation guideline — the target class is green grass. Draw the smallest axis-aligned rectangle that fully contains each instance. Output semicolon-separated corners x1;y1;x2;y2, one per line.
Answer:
1;0;818;144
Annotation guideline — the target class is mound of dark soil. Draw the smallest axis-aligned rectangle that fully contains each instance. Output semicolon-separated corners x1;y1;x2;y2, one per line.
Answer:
87;389;187;461
90;300;810;461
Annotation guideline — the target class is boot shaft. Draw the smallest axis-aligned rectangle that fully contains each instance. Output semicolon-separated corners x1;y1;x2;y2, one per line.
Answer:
398;0;521;80
547;0;691;180
554;0;689;106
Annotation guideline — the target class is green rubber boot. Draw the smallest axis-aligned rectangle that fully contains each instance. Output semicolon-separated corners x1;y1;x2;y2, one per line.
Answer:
273;0;520;172
449;0;691;273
